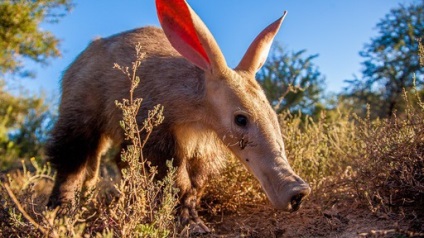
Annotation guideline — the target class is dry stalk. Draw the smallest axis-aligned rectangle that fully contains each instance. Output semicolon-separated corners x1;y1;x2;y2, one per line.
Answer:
3;183;58;238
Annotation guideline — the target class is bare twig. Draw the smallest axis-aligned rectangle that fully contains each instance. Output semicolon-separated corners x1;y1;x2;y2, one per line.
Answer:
3;183;58;238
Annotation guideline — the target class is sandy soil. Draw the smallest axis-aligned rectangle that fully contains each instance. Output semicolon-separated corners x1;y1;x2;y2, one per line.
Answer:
199;197;423;237
2;168;423;238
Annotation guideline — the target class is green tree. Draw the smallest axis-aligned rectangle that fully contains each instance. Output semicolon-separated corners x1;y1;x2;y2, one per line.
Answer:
0;0;73;77
0;82;53;169
344;1;424;118
257;43;326;115
0;0;71;168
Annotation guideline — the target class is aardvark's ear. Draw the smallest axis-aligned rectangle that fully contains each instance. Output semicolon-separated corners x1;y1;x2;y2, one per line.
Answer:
236;11;287;73
156;0;227;73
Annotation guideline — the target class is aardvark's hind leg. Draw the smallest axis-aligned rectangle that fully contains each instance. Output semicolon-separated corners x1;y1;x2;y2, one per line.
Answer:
46;120;104;210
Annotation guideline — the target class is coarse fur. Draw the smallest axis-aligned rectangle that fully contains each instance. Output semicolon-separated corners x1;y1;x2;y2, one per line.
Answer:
47;27;229;225
47;0;310;233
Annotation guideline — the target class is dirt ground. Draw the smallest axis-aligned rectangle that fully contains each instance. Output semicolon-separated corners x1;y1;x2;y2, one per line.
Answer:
2;167;423;238
200;198;423;238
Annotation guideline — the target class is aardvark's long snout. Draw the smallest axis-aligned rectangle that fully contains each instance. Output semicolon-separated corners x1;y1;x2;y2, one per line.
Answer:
286;182;311;212
257;165;311;212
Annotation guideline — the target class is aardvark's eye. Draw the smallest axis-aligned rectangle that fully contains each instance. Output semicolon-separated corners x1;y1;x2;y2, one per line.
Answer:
235;114;248;127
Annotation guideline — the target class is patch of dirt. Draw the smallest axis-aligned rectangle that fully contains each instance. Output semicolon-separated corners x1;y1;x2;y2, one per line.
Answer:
2;167;423;237
200;197;423;238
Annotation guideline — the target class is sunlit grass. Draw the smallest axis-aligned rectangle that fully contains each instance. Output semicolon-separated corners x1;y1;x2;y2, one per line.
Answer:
1;44;423;236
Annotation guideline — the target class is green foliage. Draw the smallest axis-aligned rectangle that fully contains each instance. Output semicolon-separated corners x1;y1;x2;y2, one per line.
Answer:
257;43;325;115
0;0;70;164
0;81;53;169
419;37;424;66
0;0;73;77
344;1;424;118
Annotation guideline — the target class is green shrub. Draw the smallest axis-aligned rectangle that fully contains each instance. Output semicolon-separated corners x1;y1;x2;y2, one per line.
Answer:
0;81;53;170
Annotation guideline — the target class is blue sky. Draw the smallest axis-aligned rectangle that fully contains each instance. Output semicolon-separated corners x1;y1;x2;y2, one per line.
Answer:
19;0;416;97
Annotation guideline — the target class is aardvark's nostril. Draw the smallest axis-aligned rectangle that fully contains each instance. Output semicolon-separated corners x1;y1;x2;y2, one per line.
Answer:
290;189;309;212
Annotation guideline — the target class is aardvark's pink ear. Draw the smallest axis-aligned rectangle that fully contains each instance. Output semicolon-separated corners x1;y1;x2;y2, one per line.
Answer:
156;0;227;73
236;11;287;73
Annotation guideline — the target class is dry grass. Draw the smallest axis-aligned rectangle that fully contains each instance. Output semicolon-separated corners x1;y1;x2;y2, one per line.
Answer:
0;43;423;237
1;93;423;237
201;87;424;237
1;43;179;238
349;90;424;229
